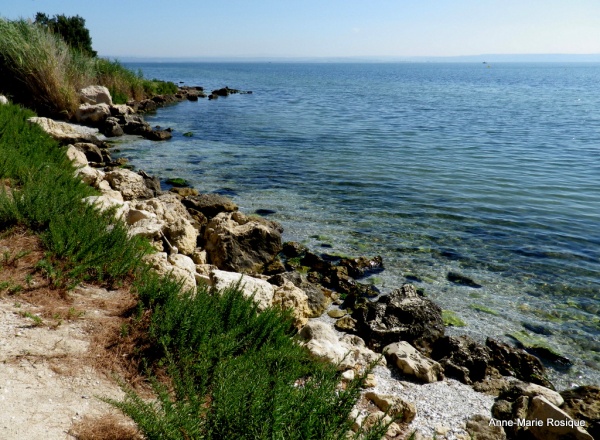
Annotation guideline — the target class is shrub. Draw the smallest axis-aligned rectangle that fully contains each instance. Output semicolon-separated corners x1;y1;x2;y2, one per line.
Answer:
34;12;97;57
111;279;390;440
0;103;148;283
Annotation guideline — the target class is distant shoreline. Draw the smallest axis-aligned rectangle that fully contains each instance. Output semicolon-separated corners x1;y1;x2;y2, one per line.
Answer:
110;54;600;63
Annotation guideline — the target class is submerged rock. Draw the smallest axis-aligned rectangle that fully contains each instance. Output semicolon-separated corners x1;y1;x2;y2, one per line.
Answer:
338;255;383;279
447;271;482;288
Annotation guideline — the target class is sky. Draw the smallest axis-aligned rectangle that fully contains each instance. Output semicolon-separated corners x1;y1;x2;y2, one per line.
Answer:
1;0;599;60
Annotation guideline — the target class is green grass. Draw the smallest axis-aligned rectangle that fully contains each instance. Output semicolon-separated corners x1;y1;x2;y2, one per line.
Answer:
0;102;389;439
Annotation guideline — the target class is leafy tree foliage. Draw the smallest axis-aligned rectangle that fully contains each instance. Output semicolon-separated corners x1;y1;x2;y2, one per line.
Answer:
34;12;97;57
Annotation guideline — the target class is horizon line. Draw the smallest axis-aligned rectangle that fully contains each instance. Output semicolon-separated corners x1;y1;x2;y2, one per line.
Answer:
103;53;600;63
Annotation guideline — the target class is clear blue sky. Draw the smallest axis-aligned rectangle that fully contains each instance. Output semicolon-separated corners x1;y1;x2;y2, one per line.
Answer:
1;0;599;59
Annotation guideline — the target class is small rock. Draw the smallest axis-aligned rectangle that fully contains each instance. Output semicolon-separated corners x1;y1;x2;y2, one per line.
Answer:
327;308;347;318
365;391;416;422
334;315;357;331
363;373;377;388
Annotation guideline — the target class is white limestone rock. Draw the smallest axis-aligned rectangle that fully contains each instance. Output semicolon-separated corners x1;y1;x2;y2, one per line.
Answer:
164;217;198;256
168;254;197;278
75;103;111;126
83;195;128;220
65;145;88;168
272;280;311;328
80;85;113;105
127;218;164;239
210;269;274;311
144;252;196;293
126;208;157;226
384;341;444;383
28;117;103;143
298;321;379;371
104;169;153;200
526;396;592;440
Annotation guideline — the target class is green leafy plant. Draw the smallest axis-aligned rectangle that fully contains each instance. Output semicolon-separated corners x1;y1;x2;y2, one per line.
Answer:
20;311;43;326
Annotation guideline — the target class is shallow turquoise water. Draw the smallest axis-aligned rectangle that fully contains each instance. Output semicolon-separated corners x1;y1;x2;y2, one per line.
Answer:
119;62;600;388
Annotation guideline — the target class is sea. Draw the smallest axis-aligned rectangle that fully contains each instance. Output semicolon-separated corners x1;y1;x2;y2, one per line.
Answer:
118;62;600;389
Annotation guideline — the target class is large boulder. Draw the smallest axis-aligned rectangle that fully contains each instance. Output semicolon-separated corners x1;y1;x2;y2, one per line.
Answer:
65;145;88;168
144;252;196;293
465;415;507;440
204;211;283;274
210;269;274;311
430;335;491;384
142;129;172;141
383;341;444;383
75;165;105;187
121;114;151;135
299;321;383;371
492;388;594;440
80;85;113;105
486;338;553;388
28;117;103;145
271;280;311;328
182;193;238;219
365;392;416;422
73;142;107;163
500;381;564;407
74;103;111;126
560;386;600;440
164;217;198;256
268;272;330;318
526;396;593;440
102;116;124;137
352;284;444;352
82;195;129;220
104;169;154;200
132;193;192;225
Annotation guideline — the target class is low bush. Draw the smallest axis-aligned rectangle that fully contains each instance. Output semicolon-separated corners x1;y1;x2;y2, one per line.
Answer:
112;278;389;440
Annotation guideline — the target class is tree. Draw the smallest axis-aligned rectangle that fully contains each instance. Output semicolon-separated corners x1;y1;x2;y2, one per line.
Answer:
34;12;97;57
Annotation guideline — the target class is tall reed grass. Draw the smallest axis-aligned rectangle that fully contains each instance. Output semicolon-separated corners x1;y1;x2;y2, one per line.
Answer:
0;18;177;114
0;18;93;115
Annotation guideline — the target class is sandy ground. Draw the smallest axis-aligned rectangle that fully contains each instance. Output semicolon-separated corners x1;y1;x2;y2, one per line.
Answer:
0;281;138;439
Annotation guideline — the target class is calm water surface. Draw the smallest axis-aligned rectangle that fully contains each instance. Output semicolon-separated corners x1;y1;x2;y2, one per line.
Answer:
119;62;600;388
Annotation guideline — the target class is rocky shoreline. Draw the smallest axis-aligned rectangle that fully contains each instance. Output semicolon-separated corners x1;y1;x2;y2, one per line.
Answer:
17;85;599;440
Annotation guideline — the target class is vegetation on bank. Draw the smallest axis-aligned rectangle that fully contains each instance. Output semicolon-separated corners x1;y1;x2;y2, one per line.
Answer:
0;16;177;116
0;102;389;438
